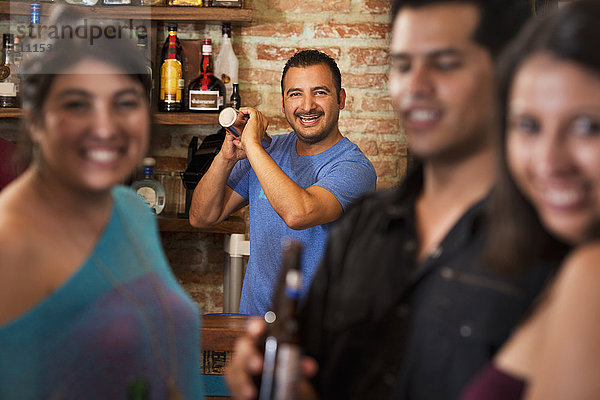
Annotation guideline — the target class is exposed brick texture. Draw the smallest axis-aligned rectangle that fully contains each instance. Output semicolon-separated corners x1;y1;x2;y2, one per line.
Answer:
0;0;405;315
150;0;404;314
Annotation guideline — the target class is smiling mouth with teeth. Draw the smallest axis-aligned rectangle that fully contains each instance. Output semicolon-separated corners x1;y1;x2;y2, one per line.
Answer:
406;110;442;122
298;114;321;122
86;149;120;163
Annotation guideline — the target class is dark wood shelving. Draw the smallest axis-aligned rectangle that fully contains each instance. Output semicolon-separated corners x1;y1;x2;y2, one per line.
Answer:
0;2;253;22
153;111;219;125
0;108;220;125
158;215;245;234
0;108;21;118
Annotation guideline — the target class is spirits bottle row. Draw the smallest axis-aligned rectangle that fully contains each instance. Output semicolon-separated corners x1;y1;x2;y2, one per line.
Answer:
62;0;243;8
0;20;241;112
158;22;241;113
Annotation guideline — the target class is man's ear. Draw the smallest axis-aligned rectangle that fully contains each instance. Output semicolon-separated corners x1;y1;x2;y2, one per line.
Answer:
281;94;285;114
338;88;346;110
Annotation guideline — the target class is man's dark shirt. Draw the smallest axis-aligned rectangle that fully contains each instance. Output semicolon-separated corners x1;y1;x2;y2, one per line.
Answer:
298;165;561;399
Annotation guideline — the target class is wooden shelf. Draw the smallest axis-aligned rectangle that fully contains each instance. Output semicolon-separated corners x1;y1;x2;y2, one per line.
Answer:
0;108;21;118
0;109;220;125
202;314;248;351
153;111;219;125
158;215;245;234
0;2;253;22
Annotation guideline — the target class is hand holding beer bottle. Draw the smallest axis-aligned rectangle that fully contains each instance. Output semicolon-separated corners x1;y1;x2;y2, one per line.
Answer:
225;240;318;400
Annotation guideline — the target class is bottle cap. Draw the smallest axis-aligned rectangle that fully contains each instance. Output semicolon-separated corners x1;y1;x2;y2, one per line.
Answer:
142;157;156;167
222;22;231;37
167;22;178;31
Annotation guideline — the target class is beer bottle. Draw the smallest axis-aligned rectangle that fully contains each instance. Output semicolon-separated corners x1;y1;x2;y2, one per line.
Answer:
259;240;303;400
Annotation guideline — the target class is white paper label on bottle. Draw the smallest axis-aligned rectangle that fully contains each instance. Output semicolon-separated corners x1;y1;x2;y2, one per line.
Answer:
0;82;17;97
137;187;157;208
189;90;220;111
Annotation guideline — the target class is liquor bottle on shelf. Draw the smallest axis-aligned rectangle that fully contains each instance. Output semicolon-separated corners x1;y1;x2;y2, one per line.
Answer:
30;2;40;25
0;34;20;109
131;157;166;215
259;240;303;400
187;38;226;113
136;29;153;103
210;0;242;7
214;23;238;106
140;0;163;6
230;82;241;109
12;36;22;70
168;0;201;7
158;23;184;112
102;0;133;6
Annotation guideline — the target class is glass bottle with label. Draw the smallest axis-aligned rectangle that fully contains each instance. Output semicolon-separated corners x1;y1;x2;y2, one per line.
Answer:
259;240;303;400
214;23;238;106
102;0;133;6
136;29;153;104
187;38;226;113
230;82;241;109
131;157;166;215
0;34;20;109
159;23;184;112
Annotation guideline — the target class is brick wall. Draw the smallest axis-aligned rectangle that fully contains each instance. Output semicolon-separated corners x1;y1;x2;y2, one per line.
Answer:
156;0;406;314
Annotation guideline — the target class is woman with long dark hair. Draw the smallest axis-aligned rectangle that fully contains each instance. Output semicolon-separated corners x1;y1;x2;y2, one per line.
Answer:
463;1;600;398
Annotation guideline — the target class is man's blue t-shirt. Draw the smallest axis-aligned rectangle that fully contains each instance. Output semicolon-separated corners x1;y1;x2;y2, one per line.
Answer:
227;132;377;315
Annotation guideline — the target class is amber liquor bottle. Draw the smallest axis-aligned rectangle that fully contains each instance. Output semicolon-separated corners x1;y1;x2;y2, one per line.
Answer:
158;23;184;112
187;39;226;113
259;240;303;400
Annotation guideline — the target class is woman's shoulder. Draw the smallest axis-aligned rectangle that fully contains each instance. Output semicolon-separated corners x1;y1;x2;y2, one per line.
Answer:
0;178;39;248
0;187;41;285
560;242;600;281
548;242;600;307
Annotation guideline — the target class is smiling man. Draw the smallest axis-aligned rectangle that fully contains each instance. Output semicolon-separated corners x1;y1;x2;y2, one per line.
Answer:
189;50;376;315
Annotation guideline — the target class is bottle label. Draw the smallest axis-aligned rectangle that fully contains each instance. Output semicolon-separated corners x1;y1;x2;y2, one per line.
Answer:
0;82;16;97
273;344;301;400
189;90;221;111
160;59;182;103
137;187;157;208
0;66;10;81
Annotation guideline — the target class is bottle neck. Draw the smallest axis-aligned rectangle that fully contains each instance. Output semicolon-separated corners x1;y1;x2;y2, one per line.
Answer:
167;32;177;60
143;165;154;177
200;52;214;75
4;45;13;65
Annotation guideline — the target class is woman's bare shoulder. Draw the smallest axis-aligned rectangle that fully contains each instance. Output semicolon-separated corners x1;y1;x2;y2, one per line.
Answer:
0;180;41;266
560;242;600;283
547;242;600;311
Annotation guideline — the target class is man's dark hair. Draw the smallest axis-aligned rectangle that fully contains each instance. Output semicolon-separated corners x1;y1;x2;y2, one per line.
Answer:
486;0;600;274
281;50;342;102
391;0;531;60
